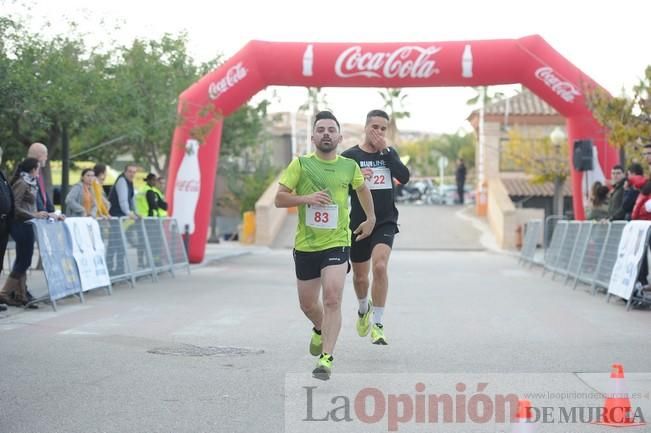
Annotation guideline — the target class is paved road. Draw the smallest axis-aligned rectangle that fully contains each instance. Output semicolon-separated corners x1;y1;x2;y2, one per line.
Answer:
1;240;650;432
274;204;486;251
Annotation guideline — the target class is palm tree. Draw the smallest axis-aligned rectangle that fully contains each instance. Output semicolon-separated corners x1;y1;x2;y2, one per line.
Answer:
299;87;328;116
465;86;505;107
378;88;410;145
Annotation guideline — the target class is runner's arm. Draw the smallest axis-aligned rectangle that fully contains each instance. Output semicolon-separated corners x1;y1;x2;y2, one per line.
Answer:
384;148;410;184
275;184;330;208
353;184;376;240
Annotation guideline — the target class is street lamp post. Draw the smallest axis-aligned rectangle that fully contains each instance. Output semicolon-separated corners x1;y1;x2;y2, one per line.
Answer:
549;126;566;217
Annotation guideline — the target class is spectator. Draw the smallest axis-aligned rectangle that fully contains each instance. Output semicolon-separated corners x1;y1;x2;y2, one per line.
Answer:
106;164;138;274
455;158;467;205
0;158;49;307
587;185;610;220
607;165;626;220
617;163;646;220
135;173;168;217
65;168;97;217
632;180;651;220
92;163;111;218
27;142;63;220
0;147;13;312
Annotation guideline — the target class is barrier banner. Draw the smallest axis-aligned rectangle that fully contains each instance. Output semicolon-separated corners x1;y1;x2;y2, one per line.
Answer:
65;217;111;292
30;219;82;301
608;221;651;300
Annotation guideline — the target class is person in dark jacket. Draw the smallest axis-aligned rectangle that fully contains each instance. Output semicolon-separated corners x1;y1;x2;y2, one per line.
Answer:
615;163;645;221
0;147;13;311
455;158;467;205
607;165;626;220
106;164;139;274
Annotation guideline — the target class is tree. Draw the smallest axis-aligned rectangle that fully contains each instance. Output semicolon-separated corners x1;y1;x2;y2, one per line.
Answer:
78;33;220;179
399;132;475;178
299;87;328;116
378;88;410;145
502;128;569;216
0;15;108;204
588;66;651;165
465;86;505;107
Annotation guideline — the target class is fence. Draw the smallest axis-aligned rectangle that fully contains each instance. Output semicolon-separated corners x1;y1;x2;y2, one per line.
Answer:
12;217;189;311
519;219;643;303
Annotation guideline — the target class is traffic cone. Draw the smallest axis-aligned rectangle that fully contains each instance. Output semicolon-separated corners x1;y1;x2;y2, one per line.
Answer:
511;399;535;433
595;363;645;427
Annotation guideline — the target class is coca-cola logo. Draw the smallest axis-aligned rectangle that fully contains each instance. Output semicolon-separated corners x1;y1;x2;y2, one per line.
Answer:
335;45;441;79
535;66;581;103
208;62;247;100
175;180;200;193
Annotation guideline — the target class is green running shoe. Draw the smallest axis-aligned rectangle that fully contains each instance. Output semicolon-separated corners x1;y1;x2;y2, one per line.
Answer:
371;323;388;345
356;298;373;337
312;353;333;380
309;328;322;356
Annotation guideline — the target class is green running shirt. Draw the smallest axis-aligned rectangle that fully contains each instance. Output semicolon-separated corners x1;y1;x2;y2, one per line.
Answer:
279;153;365;252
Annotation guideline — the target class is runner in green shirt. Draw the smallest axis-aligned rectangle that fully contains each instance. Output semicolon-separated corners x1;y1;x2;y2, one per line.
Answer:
275;111;375;380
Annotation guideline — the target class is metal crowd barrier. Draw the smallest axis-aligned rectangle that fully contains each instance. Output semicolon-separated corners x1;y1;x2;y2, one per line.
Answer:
592;222;627;294
522;219;628;295
99;216;189;286
161;218;191;274
519;220;543;266
542;220;568;276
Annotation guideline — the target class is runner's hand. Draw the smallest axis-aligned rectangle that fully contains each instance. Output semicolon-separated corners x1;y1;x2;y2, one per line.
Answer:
369;129;388;153
304;191;331;206
361;168;373;181
353;219;375;241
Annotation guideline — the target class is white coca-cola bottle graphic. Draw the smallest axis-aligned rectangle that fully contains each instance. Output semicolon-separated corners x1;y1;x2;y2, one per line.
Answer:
462;44;473;78
581;144;606;209
302;44;314;77
173;139;201;235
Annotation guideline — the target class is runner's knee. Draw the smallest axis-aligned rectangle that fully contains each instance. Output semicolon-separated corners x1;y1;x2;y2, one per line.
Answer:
322;288;342;310
353;273;369;287
300;298;319;314
372;260;387;277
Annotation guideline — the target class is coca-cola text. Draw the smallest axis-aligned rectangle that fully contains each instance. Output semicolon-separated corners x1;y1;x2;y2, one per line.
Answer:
535;66;581;103
175;180;200;193
335;46;441;79
208;62;247;100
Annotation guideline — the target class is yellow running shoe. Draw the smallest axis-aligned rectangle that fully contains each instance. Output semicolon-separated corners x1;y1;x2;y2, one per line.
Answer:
356;298;373;337
312;353;333;380
371;323;388;345
309;328;322;356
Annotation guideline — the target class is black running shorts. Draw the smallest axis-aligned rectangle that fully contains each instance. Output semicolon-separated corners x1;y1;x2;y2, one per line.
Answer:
350;223;398;263
293;246;351;281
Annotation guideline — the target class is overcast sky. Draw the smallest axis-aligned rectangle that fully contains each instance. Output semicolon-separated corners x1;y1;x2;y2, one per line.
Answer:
5;0;650;133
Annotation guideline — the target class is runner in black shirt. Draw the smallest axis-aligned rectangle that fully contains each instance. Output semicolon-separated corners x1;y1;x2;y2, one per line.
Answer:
341;109;410;345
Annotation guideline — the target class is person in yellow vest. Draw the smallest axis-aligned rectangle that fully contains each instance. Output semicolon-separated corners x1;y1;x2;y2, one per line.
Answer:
135;173;168;217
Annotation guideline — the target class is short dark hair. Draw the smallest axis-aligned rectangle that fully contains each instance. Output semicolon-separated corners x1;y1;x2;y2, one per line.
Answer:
81;168;94;178
366;109;390;125
628;163;644;176
18;157;39;173
11;157;39;184
611;165;624;172
313;110;340;131
93;163;106;176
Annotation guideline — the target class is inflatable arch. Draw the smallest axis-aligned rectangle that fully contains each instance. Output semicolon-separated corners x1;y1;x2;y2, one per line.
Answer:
166;35;617;263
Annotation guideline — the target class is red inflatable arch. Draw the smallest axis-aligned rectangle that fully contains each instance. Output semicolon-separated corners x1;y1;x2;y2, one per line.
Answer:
167;35;617;263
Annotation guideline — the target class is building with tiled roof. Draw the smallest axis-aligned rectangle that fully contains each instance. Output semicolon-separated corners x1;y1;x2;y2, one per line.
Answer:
467;89;571;248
